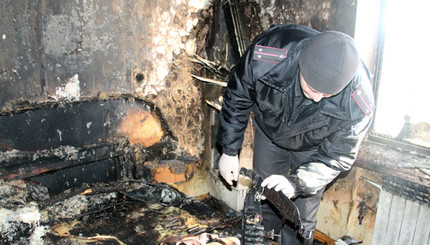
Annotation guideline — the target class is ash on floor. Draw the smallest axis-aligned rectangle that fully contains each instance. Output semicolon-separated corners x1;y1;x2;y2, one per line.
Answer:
0;179;241;245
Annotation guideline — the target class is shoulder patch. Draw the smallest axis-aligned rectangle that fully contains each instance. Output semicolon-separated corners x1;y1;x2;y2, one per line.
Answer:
253;45;288;63
351;84;375;116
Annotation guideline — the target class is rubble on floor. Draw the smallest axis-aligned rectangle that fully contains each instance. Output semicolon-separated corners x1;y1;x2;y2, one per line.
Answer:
0;179;241;245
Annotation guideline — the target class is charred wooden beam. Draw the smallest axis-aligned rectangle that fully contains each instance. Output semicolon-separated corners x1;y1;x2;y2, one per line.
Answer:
189;55;230;81
206;99;222;111
222;0;251;62
0;143;124;180
191;75;227;87
356;140;430;187
314;230;336;245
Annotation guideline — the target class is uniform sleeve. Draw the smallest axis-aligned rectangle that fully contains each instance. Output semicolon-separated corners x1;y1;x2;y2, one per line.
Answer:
216;47;257;156
292;114;373;195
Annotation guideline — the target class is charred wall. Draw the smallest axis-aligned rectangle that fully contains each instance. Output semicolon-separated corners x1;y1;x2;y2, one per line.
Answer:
235;0;357;42
1;0;358;175
1;0;212;159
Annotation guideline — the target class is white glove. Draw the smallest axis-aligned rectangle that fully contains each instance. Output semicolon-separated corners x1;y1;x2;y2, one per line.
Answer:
261;174;295;199
218;154;239;185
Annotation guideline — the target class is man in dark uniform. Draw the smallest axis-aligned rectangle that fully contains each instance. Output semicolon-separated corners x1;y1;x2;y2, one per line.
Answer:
217;24;375;244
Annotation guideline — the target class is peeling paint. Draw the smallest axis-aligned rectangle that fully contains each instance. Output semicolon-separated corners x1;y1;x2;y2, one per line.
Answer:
31;146;80;162
188;0;211;10
57;129;63;141
0;150;21;163
54;74;81;101
184;39;197;56
137;3;205;96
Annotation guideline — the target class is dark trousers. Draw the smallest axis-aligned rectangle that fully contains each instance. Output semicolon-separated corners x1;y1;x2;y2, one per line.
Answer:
253;123;325;245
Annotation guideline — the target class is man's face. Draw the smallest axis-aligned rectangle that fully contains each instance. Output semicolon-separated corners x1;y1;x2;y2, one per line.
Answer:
299;73;333;102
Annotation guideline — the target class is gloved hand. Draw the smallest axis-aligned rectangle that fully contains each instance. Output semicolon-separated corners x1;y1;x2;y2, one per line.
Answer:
218;154;239;185
261;175;295;199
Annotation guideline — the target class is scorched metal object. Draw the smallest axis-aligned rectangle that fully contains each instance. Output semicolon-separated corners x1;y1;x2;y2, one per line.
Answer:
240;167;302;244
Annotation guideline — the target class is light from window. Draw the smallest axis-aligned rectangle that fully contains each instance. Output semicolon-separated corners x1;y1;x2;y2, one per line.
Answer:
372;0;430;148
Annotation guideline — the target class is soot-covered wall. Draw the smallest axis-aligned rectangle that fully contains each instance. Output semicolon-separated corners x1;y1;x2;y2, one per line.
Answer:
0;0;213;158
1;0;357;161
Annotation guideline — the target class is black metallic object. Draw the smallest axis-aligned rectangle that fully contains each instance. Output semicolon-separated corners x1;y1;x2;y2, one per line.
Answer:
241;167;267;245
240;168;303;244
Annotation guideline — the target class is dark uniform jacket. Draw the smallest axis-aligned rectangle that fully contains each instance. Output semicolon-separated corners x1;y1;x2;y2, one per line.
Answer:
217;24;375;195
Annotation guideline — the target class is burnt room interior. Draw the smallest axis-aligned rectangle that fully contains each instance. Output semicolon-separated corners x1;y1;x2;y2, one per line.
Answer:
1;0;429;244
